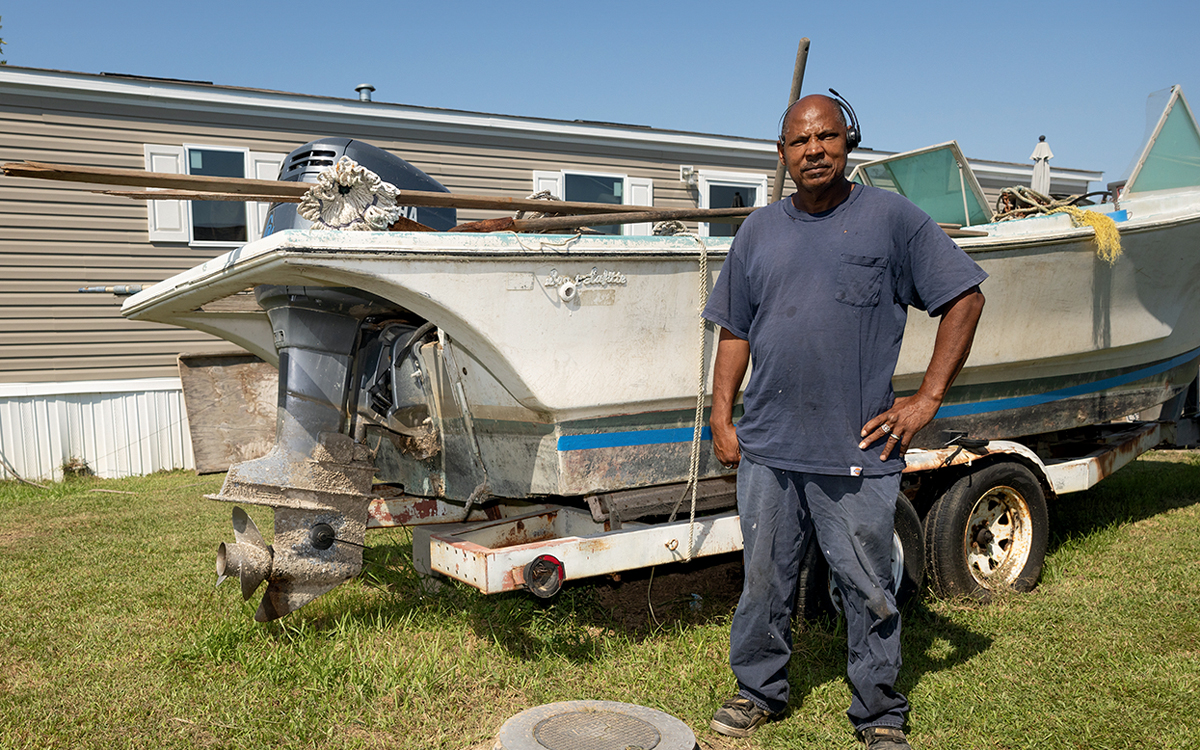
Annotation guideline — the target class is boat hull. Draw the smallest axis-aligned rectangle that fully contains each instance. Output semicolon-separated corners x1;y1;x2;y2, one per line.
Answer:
123;189;1200;500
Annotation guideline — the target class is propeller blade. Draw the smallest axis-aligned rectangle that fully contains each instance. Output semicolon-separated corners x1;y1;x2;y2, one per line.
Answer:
254;579;341;622
231;506;266;548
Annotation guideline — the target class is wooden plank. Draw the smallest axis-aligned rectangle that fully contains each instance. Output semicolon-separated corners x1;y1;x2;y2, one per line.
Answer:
177;351;277;474
452;206;755;233
2;160;660;215
101;189;295;203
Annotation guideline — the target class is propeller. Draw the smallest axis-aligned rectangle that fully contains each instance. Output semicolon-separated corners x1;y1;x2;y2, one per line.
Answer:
215;507;271;601
216;505;365;622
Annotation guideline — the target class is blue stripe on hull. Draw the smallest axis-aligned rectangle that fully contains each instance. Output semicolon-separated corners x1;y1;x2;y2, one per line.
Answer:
555;346;1200;452
557;426;712;451
935;346;1200;417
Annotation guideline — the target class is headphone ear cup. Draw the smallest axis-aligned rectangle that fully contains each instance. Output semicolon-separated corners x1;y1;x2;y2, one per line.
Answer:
846;126;860;150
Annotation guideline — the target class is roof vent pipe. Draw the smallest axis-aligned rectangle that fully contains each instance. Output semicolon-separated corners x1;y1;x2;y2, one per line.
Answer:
355;83;375;102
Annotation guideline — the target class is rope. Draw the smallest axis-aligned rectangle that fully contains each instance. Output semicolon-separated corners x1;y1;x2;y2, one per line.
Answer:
1047;206;1123;264
664;232;712;561
994;186;1122;264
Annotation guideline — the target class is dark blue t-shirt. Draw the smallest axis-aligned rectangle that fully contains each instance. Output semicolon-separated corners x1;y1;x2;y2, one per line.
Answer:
703;184;987;476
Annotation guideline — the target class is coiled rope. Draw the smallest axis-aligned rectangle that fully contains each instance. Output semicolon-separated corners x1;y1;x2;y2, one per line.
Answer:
994;186;1122;264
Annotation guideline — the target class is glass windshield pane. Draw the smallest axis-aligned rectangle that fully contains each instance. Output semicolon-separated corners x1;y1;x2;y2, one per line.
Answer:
708;184;754;237
861;147;989;226
1128;92;1200;192
565;173;622;234
188;149;247;242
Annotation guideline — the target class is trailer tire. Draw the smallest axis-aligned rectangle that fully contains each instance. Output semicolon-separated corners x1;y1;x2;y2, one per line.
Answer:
924;461;1048;599
795;493;925;622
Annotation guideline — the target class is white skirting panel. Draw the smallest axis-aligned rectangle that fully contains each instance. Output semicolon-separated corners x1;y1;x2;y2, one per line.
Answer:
0;378;194;482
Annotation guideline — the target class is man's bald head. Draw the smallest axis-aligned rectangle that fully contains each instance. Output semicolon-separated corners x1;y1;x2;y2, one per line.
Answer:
778;94;847;143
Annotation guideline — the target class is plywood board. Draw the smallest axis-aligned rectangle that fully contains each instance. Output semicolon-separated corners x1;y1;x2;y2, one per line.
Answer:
177;351;277;474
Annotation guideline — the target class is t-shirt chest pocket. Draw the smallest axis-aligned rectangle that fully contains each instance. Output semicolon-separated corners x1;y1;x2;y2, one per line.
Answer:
834;254;888;307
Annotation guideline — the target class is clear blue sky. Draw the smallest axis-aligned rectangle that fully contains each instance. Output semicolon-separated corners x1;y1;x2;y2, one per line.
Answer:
5;0;1198;187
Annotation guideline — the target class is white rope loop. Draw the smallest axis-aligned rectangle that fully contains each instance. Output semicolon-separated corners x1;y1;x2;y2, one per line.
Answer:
682;233;711;560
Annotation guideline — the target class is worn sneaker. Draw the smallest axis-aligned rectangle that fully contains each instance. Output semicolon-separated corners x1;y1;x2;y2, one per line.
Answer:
857;726;912;749
709;695;773;737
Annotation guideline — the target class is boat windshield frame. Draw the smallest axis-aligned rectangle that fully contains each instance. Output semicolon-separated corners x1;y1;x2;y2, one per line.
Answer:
1125;85;1200;195
848;140;993;226
844;140;993;226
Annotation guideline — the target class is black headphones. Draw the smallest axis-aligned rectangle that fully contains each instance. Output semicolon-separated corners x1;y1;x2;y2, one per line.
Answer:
828;88;862;150
777;88;863;151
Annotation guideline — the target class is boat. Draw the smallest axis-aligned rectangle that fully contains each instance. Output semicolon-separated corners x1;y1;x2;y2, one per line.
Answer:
116;86;1200;620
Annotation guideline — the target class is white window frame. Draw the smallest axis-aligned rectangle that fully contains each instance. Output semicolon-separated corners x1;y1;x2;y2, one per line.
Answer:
695;169;769;237
143;143;285;246
531;169;654;235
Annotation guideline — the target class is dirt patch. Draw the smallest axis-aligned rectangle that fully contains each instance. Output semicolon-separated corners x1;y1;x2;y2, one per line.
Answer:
591;551;744;634
0;523;36;549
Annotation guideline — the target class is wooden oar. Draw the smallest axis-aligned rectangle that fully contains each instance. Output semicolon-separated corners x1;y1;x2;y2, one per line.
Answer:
1;160;655;215
451;206;756;233
455;211;989;237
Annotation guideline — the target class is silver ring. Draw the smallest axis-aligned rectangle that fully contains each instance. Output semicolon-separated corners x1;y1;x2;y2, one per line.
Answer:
880;423;892;434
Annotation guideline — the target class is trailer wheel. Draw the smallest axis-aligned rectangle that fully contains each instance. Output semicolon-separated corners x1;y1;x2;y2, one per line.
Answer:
924;461;1048;599
795;493;925;622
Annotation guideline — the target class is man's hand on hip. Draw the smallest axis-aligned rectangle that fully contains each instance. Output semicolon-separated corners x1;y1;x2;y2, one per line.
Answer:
859;391;942;460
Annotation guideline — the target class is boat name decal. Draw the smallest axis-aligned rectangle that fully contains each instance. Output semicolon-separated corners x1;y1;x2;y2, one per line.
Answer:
542;267;627;289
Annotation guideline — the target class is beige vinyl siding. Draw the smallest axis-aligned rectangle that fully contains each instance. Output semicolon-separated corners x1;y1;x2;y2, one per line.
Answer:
1;100;241;383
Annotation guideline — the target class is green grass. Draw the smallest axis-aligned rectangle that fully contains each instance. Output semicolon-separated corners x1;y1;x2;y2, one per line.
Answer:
1;452;1199;749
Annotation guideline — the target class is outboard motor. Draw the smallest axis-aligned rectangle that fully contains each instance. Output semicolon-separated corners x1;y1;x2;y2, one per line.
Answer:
212;139;454;621
262;137;456;235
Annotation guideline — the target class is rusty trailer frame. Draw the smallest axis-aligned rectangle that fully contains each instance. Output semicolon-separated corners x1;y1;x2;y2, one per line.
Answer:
420;420;1190;596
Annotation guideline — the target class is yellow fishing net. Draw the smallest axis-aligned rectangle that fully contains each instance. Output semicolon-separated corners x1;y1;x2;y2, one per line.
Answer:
1047;206;1123;264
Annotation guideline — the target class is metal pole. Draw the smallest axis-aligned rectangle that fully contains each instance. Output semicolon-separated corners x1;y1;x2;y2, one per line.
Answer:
770;38;810;205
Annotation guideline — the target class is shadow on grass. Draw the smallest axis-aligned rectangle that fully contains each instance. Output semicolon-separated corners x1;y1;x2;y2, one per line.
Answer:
1046;449;1200;554
783;598;993;714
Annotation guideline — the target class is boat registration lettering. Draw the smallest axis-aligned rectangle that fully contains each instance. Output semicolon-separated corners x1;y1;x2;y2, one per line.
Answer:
542;267;627;289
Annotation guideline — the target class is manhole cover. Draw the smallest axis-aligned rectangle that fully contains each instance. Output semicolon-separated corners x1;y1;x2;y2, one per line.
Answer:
495;700;696;750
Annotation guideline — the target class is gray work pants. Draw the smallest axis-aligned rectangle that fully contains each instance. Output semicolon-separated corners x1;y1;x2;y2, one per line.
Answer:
729;456;908;731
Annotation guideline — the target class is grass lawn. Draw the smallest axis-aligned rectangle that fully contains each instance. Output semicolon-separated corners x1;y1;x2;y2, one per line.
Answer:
1;450;1198;749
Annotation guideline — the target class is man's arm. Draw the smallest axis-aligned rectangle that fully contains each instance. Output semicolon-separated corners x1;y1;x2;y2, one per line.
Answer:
710;327;750;467
860;286;985;460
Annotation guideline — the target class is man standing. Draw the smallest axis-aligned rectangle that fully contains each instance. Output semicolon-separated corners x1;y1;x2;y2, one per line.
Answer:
703;94;986;748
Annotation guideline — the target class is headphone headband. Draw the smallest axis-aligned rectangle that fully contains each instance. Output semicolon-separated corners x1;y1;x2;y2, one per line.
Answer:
827;88;862;150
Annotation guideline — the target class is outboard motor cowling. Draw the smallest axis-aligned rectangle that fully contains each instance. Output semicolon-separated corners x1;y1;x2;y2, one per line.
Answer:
262;137;456;236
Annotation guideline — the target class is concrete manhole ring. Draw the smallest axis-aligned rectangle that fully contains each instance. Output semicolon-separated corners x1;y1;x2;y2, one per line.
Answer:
494;700;696;750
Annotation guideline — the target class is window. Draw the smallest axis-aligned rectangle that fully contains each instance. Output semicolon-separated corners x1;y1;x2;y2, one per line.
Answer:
695;170;769;237
532;170;654;235
188;147;249;243
143;144;285;244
